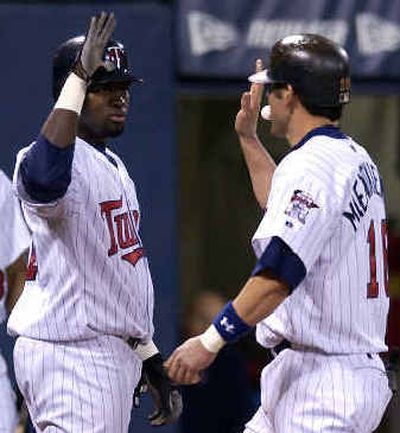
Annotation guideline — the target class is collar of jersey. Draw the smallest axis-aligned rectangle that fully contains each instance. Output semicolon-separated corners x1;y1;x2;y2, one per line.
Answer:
291;125;347;153
91;143;107;154
91;143;118;168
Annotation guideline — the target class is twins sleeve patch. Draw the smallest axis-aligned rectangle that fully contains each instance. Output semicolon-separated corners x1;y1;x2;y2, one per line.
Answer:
284;189;319;227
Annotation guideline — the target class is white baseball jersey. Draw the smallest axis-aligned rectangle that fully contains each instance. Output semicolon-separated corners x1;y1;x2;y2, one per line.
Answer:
8;138;154;342
245;127;392;433
253;130;389;354
0;169;30;323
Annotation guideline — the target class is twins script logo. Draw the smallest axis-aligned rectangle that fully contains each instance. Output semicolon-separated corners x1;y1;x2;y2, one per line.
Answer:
100;197;145;266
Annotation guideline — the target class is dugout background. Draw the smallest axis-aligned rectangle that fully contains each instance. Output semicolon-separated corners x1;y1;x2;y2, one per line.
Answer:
0;1;399;433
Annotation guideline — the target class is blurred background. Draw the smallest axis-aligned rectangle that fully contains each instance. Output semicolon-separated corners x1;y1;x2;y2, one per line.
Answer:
0;1;399;432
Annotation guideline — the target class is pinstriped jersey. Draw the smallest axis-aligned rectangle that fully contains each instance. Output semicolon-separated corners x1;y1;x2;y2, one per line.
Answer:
253;129;389;353
8;138;154;341
0;170;30;323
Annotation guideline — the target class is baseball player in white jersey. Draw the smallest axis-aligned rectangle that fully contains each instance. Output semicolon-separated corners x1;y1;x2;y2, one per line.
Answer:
166;34;392;432
0;169;30;433
8;12;181;433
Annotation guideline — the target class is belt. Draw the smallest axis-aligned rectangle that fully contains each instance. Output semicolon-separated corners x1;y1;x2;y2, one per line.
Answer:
270;340;388;363
271;341;375;359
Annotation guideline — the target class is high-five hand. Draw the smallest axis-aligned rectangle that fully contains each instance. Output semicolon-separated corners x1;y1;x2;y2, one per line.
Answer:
164;337;216;385
77;12;116;79
235;59;265;139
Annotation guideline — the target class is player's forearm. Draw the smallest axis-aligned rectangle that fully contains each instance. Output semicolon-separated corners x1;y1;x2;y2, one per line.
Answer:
238;134;276;209
20;72;88;202
232;272;289;326
42;72;87;149
41;110;79;149
199;271;288;353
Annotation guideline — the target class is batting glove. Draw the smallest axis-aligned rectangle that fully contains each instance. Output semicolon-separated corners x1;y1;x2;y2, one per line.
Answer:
133;353;183;426
74;12;116;81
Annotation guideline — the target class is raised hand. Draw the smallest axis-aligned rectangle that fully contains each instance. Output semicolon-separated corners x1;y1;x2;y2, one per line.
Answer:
77;12;116;79
235;59;265;139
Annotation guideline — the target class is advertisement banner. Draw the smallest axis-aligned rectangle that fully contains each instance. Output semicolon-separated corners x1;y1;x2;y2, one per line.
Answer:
176;0;400;80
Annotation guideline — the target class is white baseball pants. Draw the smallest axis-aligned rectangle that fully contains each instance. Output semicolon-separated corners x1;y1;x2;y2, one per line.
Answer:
244;348;392;433
14;335;141;433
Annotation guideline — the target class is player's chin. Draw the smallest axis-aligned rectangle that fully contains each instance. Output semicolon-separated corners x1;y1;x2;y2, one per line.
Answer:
106;122;126;138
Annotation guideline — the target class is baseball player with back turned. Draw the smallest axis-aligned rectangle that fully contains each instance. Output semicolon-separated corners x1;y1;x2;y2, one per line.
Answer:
8;12;181;433
0;169;30;433
166;34;393;433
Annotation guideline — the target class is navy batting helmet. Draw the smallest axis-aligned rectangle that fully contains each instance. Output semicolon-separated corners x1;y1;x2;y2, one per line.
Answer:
249;34;350;108
52;36;141;99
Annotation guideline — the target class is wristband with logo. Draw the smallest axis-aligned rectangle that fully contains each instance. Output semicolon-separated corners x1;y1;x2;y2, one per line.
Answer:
212;301;252;344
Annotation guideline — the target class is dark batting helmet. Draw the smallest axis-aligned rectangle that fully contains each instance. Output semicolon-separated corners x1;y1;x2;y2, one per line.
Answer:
52;36;141;99
249;34;350;108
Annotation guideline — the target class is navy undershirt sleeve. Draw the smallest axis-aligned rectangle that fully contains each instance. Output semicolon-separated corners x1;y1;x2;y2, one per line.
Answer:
20;135;74;203
251;236;306;293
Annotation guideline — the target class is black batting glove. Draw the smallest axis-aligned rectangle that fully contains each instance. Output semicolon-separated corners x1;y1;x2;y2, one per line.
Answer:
74;12;116;81
133;353;183;426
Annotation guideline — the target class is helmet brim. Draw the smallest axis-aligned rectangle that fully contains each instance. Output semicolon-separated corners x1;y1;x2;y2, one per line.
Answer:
248;69;273;84
89;71;144;91
92;70;143;84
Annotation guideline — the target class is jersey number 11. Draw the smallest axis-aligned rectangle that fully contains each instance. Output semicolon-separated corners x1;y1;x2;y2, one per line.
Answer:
367;219;389;298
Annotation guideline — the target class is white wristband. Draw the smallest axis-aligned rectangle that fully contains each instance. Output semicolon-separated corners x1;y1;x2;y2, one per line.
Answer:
54;73;87;115
199;325;226;353
135;340;159;361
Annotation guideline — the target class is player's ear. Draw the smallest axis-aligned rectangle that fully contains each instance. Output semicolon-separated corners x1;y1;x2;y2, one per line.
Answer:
275;84;294;104
285;84;300;108
285;84;295;100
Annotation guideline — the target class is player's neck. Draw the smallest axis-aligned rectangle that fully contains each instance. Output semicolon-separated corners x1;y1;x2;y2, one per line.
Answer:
77;128;108;147
287;110;337;147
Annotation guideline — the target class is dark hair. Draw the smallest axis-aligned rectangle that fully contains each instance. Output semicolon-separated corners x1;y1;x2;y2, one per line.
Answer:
271;82;343;121
297;95;344;121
